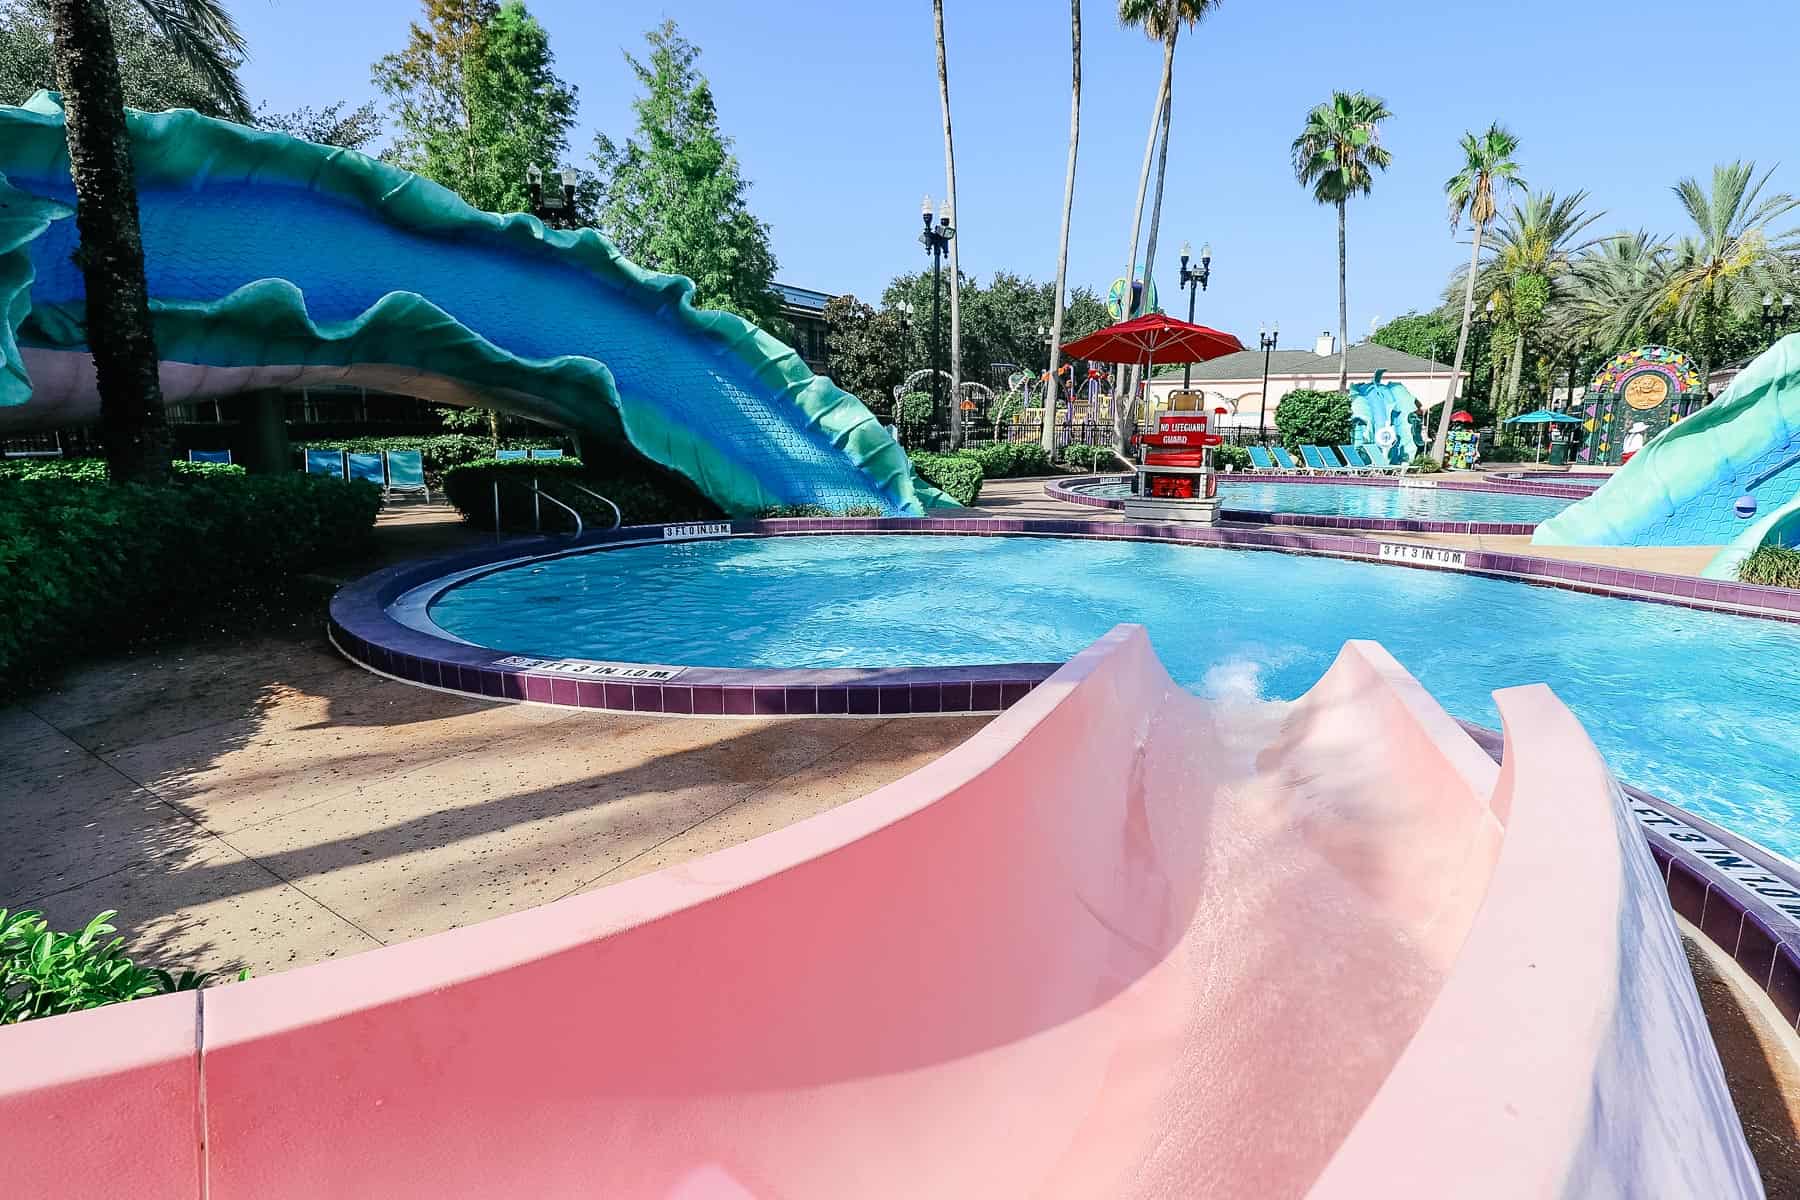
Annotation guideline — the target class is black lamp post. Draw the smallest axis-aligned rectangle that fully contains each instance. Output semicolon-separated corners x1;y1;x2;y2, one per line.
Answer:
1177;240;1212;389
1762;293;1795;346
920;195;955;447
1256;323;1279;441
527;164;579;229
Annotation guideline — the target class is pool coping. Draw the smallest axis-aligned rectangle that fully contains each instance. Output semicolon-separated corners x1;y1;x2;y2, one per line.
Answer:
328;515;1800;1030
1044;473;1576;536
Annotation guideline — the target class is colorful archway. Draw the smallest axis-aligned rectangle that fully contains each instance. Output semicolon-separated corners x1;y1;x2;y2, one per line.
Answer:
1579;346;1704;464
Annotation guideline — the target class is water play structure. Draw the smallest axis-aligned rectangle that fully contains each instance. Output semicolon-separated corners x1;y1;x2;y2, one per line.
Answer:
1533;334;1800;577
0;93;947;515
0;625;1762;1197
1347;369;1424;464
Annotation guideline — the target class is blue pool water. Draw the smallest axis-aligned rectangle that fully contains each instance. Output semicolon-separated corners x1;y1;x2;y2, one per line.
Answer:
1071;478;1574;524
428;535;1800;859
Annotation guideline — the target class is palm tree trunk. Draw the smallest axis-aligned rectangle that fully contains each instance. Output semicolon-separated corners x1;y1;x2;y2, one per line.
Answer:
1505;332;1525;421
1113;33;1173;452
1137;23;1178;316
1335;198;1349;393
933;0;964;450
1042;0;1081;457
1431;222;1484;461
50;0;172;484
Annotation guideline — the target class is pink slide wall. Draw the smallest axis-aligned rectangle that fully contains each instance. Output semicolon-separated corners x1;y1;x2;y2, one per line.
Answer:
0;627;1756;1198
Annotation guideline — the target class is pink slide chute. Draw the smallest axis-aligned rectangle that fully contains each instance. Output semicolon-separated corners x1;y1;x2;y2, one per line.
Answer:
0;627;1757;1197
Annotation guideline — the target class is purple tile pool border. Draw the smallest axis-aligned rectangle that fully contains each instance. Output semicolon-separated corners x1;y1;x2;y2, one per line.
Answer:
1044;474;1569;535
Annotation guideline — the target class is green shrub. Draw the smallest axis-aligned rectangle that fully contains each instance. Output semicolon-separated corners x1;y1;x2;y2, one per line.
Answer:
1;908;239;1023
0;458;246;482
1058;443;1126;471
754;503;887;518
1410;453;1443;473
1483;440;1531;464
1739;544;1800;588
894;391;934;447
441;457;721;530
0;471;378;685
1272;389;1352;452
1212;444;1252;471
906;451;983;506
956;441;1053;479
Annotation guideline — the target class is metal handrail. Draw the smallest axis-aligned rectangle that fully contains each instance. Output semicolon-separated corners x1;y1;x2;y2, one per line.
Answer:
491;476;583;540
559;480;623;530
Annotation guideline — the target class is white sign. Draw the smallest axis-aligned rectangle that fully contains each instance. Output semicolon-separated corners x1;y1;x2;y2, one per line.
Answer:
494;656;686;682
1378;543;1466;568
663;522;732;540
1631;798;1800;929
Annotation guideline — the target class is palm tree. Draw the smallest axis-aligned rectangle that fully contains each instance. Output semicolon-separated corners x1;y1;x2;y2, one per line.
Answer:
1635;162;1800;399
931;0;964;449
1430;124;1522;462
50;0;249;483
1041;0;1082;457
1112;0;1219;449
1561;230;1671;355
1476;190;1606;419
1292;90;1393;394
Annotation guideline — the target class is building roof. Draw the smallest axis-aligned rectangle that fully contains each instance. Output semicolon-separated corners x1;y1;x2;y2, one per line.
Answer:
1150;343;1458;382
773;282;834;314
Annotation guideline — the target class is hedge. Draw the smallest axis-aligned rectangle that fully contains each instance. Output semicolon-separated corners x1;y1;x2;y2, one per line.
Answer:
957;442;1053;479
1212;444;1252;472
442;458;722;531
906;452;983;506
1058;444;1128;471
1272;389;1352;452
1739;544;1800;588
0;458;246;482
0;472;380;685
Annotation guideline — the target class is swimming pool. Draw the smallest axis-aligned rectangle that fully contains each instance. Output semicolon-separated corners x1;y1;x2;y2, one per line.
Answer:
1065;477;1576;524
427;533;1800;859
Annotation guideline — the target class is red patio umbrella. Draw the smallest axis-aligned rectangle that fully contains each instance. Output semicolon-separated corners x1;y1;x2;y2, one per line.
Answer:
1451;410;1475;424
1060;312;1243;365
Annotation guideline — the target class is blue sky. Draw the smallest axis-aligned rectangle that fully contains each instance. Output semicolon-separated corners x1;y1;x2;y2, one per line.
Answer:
237;0;1798;348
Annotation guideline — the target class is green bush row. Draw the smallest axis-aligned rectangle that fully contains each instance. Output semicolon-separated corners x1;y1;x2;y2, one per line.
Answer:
1739;544;1800;588
1;908;238;1024
1212;444;1252;471
955;442;1053;479
1057;444;1127;471
0;458;246;482
1272;389;1352;453
441;458;722;530
906;452;984;506
0;472;380;685
754;503;886;518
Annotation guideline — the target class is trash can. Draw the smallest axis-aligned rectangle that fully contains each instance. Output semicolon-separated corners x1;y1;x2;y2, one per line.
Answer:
1549;442;1568;465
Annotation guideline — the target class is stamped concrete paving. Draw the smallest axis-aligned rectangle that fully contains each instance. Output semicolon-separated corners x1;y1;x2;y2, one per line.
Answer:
2;630;984;976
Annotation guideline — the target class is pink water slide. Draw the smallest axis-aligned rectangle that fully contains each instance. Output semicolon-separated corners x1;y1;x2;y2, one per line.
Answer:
1;627;1759;1198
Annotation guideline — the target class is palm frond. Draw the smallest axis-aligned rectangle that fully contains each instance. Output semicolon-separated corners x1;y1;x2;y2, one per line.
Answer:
134;0;251;122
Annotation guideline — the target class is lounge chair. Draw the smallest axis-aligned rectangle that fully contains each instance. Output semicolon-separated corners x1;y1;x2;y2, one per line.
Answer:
347;451;385;486
528;448;564;460
383;449;429;501
1300;445;1347;473
1247;444;1279;473
1335;445;1380;474
496;449;529;461
1270;446;1304;473
304;448;346;478
187;449;231;464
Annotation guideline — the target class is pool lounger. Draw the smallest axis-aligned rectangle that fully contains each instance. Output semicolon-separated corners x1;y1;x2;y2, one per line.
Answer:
1300;445;1350;474
384;449;429;502
1335;445;1381;475
1270;446;1305;473
1247;445;1281;473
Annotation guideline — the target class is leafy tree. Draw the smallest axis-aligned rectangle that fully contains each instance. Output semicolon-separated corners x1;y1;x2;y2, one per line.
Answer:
256;100;381;150
39;0;247;483
591;21;781;331
1272;388;1351;452
1;0;240;115
1369;311;1458;361
1292;89;1393;393
822;295;907;413
373;0;578;215
1432;122;1523;460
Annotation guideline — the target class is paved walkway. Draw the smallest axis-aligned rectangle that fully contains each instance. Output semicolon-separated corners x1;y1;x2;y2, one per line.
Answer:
1;503;984;976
